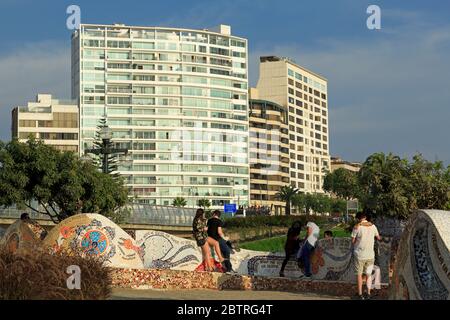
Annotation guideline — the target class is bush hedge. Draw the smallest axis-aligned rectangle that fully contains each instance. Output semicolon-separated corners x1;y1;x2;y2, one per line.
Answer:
222;215;329;229
0;248;112;300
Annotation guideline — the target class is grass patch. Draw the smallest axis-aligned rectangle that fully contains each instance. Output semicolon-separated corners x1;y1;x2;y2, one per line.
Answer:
239;235;286;252
239;225;351;252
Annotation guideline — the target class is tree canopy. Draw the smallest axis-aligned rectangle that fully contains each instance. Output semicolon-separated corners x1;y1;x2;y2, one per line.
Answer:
275;185;299;215
197;198;211;210
292;193;344;216
172;197;187;208
356;152;450;219
0;139;129;223
323;168;360;200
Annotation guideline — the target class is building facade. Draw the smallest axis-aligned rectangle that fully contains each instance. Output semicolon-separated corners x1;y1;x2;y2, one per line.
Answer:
256;56;331;196
11;94;79;152
248;89;290;215
331;156;361;173
72;24;250;207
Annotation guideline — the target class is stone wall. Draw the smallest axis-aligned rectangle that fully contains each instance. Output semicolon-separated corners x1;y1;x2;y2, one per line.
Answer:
226;226;286;243
390;210;450;300
110;268;389;298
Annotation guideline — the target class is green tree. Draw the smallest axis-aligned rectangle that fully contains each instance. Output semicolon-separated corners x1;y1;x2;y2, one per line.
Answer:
172;197;187;208
358;152;413;219
330;198;347;215
323;168;360;200
275;185;299;216
86;116;126;177
0;139;129;223
408;154;450;210
292;193;332;215
314;194;332;215
197;198;211;210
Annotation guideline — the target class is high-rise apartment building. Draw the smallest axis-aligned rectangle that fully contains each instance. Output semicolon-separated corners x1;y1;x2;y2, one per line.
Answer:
256;56;330;194
248;89;290;215
11;94;79;152
71;24;250;207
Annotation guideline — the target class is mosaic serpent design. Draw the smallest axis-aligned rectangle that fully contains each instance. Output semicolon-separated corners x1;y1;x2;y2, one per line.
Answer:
139;233;200;269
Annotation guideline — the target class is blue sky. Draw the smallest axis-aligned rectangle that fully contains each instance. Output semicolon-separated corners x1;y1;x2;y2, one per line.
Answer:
0;0;449;163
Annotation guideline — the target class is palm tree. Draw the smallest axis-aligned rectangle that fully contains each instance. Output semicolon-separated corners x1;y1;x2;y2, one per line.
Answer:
276;185;299;215
197;198;211;210
172;197;187;208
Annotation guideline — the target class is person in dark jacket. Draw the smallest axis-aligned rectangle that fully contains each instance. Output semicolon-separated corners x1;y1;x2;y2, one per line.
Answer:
279;221;302;277
207;210;234;272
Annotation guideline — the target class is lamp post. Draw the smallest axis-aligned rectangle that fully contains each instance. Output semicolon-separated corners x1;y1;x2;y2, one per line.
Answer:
85;125;129;174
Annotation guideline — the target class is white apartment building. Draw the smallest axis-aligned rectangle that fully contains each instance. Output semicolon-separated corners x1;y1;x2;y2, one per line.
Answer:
11;94;79;152
256;56;331;194
71;23;250;208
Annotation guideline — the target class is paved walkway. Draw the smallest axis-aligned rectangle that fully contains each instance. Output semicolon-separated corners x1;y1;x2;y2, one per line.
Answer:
111;288;348;300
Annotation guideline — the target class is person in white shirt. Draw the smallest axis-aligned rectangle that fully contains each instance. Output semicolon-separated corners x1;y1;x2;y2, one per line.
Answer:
351;211;381;299
297;221;320;278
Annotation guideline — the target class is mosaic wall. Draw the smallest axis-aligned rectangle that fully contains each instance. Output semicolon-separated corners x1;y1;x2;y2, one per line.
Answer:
135;230;391;283
390;210;450;300
0;214;395;288
42;214;144;269
0;220;46;254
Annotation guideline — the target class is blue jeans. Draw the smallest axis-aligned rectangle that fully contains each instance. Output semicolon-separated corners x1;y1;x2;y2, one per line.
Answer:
211;238;233;271
300;241;315;277
218;238;233;272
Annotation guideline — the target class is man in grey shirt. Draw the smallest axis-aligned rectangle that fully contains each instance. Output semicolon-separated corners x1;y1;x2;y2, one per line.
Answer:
351;211;381;299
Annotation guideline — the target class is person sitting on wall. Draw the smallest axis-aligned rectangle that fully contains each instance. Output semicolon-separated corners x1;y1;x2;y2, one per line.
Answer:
297;221;320;279
20;212;48;240
192;208;224;272
207;210;234;273
279;221;302;277
20;212;30;221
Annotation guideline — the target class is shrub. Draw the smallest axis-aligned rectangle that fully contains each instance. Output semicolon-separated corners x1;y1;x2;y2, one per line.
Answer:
0;248;112;300
222;215;329;229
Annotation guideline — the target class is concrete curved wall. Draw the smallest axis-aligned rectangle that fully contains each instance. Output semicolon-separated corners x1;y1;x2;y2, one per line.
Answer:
390;210;450;300
43;214;144;269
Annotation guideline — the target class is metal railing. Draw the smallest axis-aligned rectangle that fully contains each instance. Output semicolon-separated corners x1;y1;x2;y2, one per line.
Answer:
0;204;197;227
123;204;196;226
